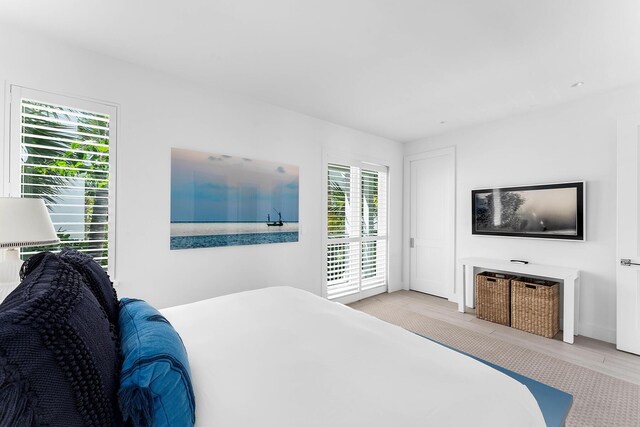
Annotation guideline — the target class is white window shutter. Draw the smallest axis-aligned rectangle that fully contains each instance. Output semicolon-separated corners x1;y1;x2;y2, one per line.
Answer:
327;162;388;300
17;96;114;273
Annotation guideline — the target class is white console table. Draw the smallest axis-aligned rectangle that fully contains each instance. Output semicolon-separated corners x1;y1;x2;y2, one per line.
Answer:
459;257;580;344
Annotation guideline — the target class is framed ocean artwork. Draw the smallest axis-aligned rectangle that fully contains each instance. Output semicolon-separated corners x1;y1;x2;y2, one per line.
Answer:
170;148;299;249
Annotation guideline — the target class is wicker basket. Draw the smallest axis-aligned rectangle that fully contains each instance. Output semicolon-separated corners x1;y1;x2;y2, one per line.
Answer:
511;278;560;338
475;272;515;326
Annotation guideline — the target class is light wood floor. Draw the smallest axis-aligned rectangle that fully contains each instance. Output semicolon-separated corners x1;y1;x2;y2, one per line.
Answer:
356;290;640;385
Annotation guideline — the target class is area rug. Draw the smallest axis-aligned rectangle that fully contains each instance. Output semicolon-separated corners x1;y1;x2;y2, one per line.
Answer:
425;334;572;427
350;299;640;427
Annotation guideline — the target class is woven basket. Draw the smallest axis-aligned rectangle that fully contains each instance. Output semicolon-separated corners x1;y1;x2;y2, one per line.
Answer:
511;278;560;338
475;272;515;326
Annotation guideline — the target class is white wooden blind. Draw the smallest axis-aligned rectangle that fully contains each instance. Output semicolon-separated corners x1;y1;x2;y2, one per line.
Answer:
327;162;388;300
17;96;113;271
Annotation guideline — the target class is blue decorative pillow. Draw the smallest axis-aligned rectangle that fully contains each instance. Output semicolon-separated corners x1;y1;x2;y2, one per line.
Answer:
118;298;195;427
0;252;123;426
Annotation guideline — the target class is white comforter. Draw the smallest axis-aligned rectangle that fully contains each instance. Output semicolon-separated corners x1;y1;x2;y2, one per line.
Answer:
161;287;545;427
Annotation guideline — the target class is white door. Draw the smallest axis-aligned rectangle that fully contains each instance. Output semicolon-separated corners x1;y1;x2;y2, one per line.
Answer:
408;148;455;299
616;117;640;355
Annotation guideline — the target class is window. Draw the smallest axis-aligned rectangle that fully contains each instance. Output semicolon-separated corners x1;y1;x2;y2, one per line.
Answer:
326;161;387;300
7;87;117;275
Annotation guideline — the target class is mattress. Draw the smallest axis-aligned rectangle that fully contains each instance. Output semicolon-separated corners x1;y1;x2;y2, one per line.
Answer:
161;286;545;426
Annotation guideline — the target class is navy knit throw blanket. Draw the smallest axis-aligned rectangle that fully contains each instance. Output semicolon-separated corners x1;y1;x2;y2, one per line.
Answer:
0;252;123;426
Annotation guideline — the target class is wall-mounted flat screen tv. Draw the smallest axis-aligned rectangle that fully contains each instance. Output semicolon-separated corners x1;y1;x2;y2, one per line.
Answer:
472;182;585;240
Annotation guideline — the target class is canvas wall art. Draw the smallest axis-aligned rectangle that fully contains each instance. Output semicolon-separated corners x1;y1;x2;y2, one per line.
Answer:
170;148;299;249
471;182;584;240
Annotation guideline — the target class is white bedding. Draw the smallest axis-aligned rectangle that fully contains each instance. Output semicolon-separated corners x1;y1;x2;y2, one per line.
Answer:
161;287;545;427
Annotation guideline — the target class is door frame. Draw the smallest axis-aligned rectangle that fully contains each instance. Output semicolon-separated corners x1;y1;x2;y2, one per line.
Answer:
615;116;640;353
403;147;456;301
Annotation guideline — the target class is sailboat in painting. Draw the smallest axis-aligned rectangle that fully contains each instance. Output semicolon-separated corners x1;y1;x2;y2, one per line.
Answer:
266;210;284;227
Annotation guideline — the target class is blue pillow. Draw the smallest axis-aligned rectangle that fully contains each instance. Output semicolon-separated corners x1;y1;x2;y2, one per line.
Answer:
0;252;123;426
118;298;195;427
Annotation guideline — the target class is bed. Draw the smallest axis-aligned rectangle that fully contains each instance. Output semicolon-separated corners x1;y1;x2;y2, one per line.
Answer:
161;286;547;427
0;251;557;426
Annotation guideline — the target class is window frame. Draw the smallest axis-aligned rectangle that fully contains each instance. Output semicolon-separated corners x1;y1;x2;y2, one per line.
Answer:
323;154;389;304
5;85;118;279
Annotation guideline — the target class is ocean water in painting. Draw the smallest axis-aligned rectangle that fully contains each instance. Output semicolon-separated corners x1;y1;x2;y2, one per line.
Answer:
170;148;300;249
170;222;299;249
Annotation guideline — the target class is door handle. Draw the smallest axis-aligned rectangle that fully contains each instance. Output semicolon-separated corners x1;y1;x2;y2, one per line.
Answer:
620;258;640;266
410;238;415;248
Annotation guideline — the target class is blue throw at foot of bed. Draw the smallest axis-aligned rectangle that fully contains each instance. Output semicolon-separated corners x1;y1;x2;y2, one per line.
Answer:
420;335;573;427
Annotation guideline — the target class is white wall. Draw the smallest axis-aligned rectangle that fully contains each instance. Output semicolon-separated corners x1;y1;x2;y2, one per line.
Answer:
0;25;403;309
405;83;640;343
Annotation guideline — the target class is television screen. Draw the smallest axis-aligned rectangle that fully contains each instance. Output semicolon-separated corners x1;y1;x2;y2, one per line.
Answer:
472;182;584;240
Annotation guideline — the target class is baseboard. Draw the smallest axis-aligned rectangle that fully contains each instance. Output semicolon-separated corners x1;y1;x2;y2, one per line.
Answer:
448;291;458;304
578;321;616;344
388;281;405;293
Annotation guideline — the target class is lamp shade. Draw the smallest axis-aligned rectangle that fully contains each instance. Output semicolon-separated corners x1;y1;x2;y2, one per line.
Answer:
0;198;60;248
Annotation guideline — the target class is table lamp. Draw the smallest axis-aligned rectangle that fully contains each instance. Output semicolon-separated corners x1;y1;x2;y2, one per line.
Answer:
0;197;60;301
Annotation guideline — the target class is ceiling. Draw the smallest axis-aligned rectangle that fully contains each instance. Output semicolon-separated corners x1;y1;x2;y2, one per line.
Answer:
1;0;639;142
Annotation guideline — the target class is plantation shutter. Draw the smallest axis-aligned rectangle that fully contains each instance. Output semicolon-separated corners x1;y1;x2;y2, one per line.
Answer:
361;168;387;290
327;164;361;298
326;162;388;300
9;88;116;274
